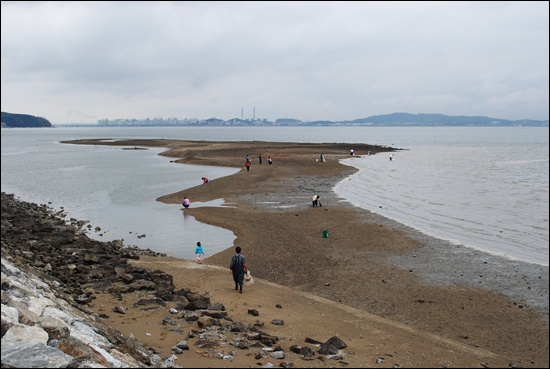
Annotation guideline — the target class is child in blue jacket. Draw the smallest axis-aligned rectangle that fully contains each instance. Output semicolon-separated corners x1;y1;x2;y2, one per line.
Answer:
195;242;205;264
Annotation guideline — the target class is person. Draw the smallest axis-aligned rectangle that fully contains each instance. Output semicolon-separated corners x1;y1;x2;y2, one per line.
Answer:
350;149;354;156
245;160;251;172
201;177;209;184
312;195;322;207
246;154;251;163
182;197;190;208
195;241;204;264
267;156;272;165
320;153;325;162
259;153;262;164
229;246;247;293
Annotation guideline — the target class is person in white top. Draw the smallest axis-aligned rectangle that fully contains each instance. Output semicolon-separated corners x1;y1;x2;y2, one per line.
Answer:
312;195;322;207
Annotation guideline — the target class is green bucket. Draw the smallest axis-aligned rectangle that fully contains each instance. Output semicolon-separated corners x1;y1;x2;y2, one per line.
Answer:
322;230;329;238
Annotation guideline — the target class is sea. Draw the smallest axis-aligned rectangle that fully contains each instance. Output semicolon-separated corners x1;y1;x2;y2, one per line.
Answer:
1;126;548;265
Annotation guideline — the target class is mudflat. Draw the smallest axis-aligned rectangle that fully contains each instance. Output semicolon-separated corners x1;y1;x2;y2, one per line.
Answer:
71;138;548;368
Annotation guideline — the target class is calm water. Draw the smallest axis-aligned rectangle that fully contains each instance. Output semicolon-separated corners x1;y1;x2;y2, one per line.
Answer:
1;126;548;265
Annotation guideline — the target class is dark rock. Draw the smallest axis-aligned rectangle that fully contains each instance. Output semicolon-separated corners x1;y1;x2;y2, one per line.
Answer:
318;336;347;355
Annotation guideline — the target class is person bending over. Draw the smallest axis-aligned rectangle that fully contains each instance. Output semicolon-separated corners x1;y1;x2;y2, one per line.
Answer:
312;195;322;207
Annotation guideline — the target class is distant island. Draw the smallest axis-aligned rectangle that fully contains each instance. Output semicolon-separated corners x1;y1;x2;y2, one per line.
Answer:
2;111;548;128
1;112;52;128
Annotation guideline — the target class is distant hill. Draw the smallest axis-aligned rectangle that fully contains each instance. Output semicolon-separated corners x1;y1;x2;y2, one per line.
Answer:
348;112;548;127
1;112;52;128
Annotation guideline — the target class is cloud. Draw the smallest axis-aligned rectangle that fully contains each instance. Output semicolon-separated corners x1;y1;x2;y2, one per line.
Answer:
1;1;548;124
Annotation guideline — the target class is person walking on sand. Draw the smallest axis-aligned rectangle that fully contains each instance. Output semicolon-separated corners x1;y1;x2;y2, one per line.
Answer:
182;197;190;208
195;241;204;264
268;156;272;165
245;160;251;172
312;195;322;207
229;246;248;293
259;153;262;164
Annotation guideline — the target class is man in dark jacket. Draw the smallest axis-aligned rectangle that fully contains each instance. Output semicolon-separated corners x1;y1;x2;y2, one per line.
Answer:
229;246;247;293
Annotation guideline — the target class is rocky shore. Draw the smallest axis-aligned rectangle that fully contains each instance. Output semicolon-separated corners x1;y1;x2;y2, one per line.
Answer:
1;192;168;367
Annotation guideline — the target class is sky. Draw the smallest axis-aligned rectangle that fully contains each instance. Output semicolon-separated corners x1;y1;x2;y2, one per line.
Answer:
1;1;549;124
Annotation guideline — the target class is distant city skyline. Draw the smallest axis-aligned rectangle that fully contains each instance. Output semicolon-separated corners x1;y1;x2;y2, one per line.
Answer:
90;112;547;127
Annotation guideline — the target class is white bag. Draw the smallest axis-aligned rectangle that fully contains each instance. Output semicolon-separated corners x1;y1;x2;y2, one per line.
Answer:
244;270;254;285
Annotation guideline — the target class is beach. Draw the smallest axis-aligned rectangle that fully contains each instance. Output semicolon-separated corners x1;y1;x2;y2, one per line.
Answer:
70;139;549;367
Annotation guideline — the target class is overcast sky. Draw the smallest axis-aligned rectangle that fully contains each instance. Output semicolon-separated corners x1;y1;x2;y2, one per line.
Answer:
1;1;548;124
